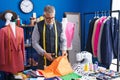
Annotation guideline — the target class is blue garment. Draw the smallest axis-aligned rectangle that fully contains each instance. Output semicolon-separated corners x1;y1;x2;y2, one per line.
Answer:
86;18;98;53
46;24;53;30
111;18;119;59
45;77;62;80
100;17;112;68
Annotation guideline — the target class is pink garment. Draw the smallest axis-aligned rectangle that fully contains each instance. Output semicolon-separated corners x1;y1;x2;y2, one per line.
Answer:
0;25;25;74
65;22;75;49
93;17;107;57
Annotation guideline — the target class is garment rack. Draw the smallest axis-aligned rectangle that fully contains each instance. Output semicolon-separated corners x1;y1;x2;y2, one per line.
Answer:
82;10;120;72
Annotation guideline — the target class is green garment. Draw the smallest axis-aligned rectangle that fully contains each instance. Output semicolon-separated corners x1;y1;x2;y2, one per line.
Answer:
60;72;81;80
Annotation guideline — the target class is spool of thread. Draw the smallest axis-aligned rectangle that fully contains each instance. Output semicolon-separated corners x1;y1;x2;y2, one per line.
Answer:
89;63;93;71
95;61;98;68
84;64;89;71
93;64;98;72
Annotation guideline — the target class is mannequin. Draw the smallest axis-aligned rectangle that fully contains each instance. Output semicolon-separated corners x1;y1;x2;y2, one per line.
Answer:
5;12;16;37
0;10;25;75
10;21;16;37
62;18;68;31
4;12;12;25
62;17;75;50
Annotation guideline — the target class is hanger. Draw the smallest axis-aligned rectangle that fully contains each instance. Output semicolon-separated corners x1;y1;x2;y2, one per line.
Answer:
96;11;99;18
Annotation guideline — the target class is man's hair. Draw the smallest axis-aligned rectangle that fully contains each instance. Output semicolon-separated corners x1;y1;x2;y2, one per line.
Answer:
44;5;55;15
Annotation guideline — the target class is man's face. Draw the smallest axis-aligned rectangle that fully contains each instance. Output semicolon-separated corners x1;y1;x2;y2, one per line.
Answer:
44;12;55;24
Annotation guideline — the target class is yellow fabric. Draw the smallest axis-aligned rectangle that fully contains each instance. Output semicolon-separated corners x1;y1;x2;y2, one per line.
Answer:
38;56;73;78
39;16;44;21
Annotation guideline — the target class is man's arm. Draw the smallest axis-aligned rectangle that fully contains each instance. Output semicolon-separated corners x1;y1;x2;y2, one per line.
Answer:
32;24;46;55
32;24;53;61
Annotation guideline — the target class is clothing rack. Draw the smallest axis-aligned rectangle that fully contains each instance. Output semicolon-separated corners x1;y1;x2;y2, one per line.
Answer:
82;10;120;72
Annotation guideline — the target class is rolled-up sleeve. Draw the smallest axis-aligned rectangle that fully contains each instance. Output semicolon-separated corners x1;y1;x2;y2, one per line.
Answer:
32;24;45;55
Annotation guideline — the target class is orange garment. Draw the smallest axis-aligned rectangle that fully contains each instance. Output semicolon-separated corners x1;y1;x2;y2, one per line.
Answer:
38;56;73;78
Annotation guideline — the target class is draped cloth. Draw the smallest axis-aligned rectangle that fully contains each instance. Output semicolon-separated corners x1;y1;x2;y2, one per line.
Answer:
38;56;73;78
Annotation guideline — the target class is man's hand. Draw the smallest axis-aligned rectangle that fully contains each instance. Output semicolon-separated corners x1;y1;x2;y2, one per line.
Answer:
62;50;67;56
43;52;54;61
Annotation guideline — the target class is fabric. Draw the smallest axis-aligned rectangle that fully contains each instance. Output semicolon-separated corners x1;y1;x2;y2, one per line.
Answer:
92;16;107;57
100;17;113;68
85;18;98;53
111;18;119;59
92;18;100;57
39;16;44;21
65;22;75;50
0;25;25;74
45;77;62;80
60;72;81;80
37;56;73;78
97;17;109;62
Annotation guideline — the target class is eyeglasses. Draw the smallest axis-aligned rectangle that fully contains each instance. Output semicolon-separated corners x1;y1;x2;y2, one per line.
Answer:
44;16;54;20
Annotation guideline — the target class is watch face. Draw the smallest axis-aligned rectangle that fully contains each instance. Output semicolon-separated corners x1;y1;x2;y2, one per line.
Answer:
20;0;33;13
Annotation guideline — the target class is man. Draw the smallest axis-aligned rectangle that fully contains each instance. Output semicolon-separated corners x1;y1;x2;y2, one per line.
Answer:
32;5;67;69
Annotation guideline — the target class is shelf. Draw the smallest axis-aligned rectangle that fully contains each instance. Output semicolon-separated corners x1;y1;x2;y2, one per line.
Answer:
25;43;31;47
21;25;34;27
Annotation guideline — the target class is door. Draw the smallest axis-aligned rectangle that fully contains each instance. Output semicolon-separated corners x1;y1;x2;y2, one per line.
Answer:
65;12;81;65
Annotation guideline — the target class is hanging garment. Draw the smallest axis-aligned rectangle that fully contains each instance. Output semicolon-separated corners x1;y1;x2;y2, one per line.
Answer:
97;17;110;62
85;18;98;53
0;25;25;74
65;22;75;50
92;18;101;56
99;17;114;68
111;17;119;59
92;16;107;57
37;56;73;78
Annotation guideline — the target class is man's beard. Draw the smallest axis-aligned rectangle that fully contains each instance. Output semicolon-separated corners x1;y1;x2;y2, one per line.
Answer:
45;19;54;25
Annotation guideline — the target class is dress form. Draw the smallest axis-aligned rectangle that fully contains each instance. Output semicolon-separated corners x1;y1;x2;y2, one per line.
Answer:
5;13;12;25
0;10;25;74
62;17;75;50
61;17;68;31
5;12;16;37
10;22;16;37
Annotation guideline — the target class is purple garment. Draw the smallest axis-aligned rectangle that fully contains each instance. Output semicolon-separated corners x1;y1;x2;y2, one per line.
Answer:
45;77;62;80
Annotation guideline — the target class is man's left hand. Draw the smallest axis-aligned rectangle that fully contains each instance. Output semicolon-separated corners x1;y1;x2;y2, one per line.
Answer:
62;50;67;56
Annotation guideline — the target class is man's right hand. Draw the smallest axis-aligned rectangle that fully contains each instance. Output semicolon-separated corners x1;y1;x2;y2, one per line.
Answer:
43;52;54;61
